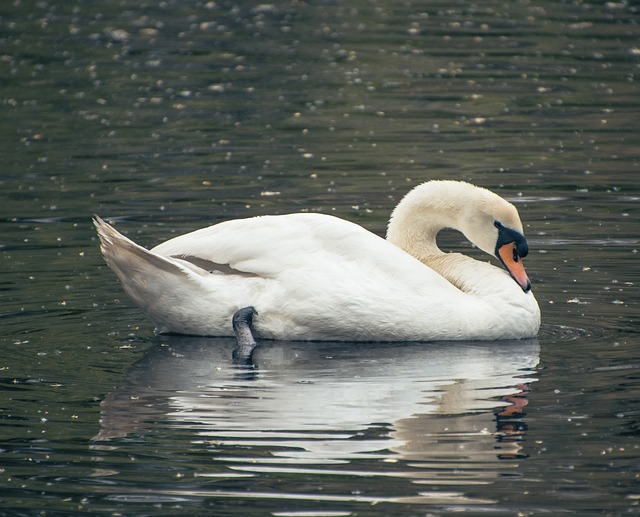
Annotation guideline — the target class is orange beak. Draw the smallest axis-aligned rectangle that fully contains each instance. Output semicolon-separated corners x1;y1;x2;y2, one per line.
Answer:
497;242;531;292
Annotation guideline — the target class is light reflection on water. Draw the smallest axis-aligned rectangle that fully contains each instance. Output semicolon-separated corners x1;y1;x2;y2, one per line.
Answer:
92;337;538;508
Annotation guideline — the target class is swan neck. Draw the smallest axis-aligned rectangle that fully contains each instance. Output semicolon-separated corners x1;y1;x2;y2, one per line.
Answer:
386;192;460;260
386;180;516;261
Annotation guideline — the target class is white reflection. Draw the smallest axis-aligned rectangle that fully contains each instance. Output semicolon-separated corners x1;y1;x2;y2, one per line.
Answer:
95;336;539;470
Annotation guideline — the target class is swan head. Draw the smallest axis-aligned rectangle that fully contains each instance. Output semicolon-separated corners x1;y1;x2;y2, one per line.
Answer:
387;180;533;292
493;220;531;292
456;186;532;292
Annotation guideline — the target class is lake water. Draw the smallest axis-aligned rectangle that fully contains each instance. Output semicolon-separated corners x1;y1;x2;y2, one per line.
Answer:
1;0;639;515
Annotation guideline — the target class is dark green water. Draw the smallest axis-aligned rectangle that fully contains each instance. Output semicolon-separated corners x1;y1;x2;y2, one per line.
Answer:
1;1;639;515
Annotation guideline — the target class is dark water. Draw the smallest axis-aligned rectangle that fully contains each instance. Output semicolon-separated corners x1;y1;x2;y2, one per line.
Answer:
1;1;639;515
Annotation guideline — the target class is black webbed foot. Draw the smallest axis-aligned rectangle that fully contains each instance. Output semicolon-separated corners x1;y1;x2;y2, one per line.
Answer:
232;306;258;365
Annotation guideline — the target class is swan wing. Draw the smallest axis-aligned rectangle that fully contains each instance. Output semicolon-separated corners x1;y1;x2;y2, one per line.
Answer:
150;213;452;289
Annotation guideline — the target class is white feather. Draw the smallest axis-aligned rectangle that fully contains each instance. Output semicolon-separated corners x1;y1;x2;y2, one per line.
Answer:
94;180;541;341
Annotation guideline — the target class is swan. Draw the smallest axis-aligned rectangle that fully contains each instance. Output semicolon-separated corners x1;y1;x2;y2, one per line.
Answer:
94;180;541;341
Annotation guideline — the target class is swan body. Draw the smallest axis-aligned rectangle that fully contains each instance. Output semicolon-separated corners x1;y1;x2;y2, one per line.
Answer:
95;180;540;341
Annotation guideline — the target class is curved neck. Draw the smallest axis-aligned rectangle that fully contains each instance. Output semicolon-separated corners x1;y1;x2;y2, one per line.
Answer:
386;181;534;301
386;216;444;261
386;184;469;261
385;180;518;261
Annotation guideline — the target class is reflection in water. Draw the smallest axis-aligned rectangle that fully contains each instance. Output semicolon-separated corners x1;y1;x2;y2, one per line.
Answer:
95;336;539;502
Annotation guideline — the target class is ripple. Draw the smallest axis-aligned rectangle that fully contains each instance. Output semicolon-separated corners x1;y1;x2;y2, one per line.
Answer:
532;237;640;247
538;323;597;342
271;511;353;517
511;196;569;203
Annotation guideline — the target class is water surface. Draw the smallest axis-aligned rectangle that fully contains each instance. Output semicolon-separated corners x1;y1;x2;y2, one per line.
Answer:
1;1;639;515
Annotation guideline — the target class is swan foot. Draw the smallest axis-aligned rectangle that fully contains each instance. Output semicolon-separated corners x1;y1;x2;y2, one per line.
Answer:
232;306;258;364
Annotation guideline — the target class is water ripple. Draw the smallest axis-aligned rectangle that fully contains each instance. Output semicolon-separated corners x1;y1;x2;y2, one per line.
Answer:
538;323;594;342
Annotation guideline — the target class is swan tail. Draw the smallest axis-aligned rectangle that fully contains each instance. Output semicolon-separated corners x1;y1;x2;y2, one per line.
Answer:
94;216;189;277
93;217;200;320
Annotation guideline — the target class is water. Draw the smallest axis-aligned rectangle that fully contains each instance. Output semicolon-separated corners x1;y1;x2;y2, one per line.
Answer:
1;0;639;515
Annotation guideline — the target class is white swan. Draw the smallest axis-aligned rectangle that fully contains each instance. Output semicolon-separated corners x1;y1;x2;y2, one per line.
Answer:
94;180;540;341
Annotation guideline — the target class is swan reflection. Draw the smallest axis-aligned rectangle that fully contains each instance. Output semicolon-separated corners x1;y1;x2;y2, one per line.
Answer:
96;337;538;472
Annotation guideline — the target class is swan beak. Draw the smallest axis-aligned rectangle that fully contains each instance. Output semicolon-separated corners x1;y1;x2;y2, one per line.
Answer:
497;242;532;292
